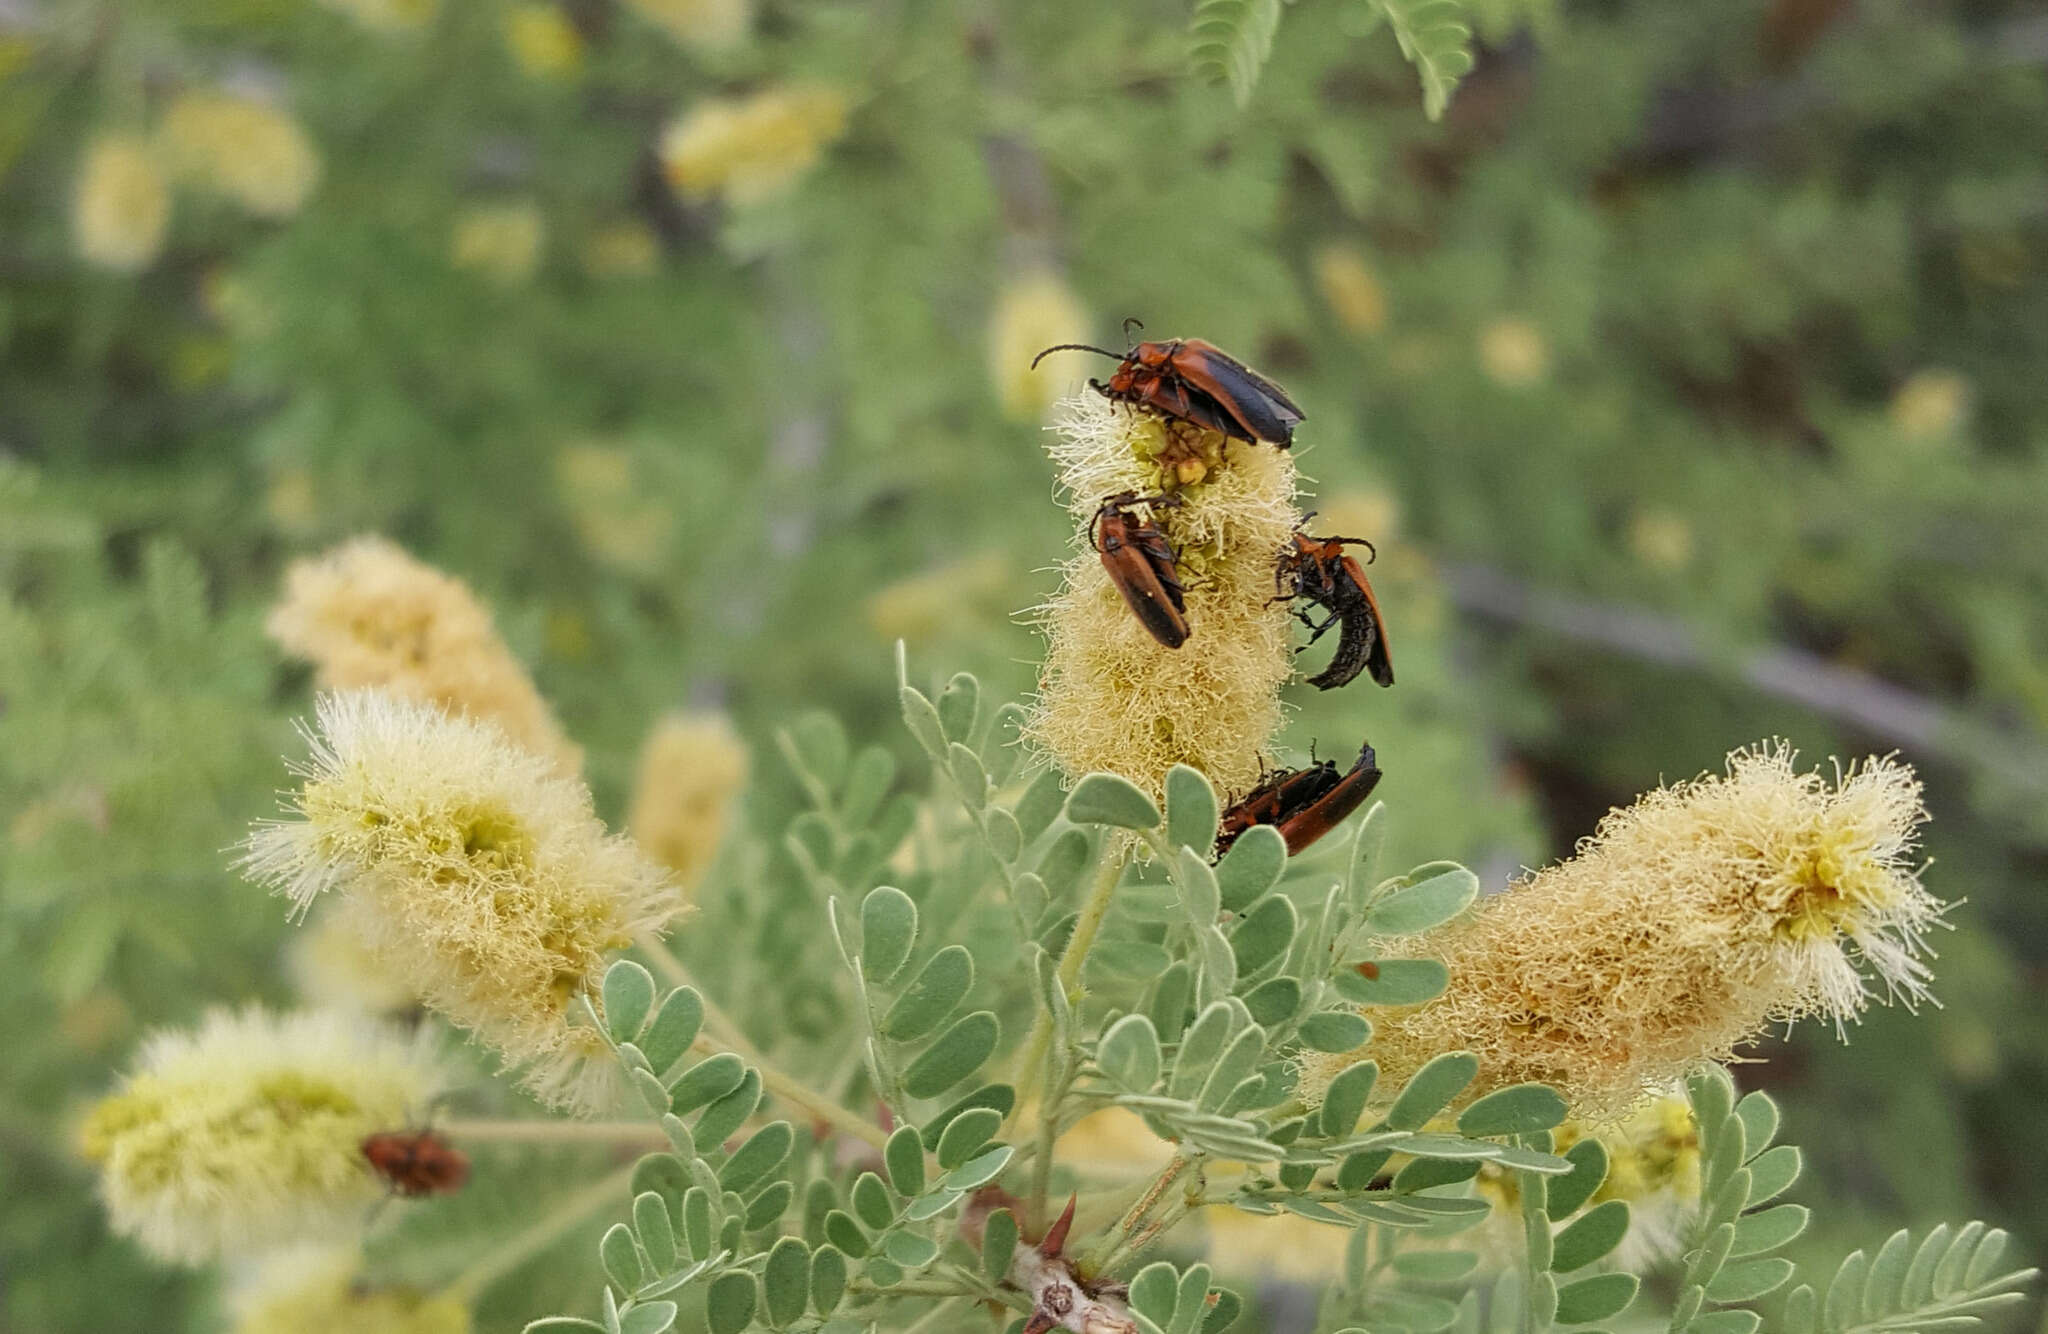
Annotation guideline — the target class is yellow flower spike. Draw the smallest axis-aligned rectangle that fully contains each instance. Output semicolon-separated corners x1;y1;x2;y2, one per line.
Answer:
1314;245;1389;335
628;712;750;899
241;691;682;1113
266;535;582;774
289;902;420;1015
1478;316;1550;388
1202;1207;1352;1284
79;1008;445;1266
158;92;322;219
1025;393;1299;799
1889;369;1971;443
450;202;544;284
659;86;846;206
988;270;1092;419
622;0;750;52
231;1246;471;1334
504;3;583;78
864;553;1013;645
73;134;169;271
1298;742;1940;1120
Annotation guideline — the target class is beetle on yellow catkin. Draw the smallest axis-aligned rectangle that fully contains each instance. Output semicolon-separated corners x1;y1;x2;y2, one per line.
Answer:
1025;394;1299;799
1299;742;1941;1120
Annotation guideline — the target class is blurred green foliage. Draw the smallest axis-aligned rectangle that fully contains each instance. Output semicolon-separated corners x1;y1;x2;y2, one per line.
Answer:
1;0;2044;1328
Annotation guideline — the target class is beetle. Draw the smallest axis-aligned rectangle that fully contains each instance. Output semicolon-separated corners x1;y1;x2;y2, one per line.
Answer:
1214;742;1382;858
1032;321;1305;448
361;1128;471;1198
1277;531;1394;689
1092;490;1189;649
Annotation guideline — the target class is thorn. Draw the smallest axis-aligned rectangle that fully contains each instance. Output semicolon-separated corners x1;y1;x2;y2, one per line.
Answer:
1039;1192;1078;1257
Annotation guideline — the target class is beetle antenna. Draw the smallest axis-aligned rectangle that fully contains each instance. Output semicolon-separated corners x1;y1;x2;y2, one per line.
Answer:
1323;535;1379;562
1122;316;1146;342
1031;343;1124;370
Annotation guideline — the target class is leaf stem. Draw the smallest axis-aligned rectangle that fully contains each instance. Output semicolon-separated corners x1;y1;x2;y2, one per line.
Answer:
1003;845;1129;1141
436;1161;635;1305
440;1118;668;1148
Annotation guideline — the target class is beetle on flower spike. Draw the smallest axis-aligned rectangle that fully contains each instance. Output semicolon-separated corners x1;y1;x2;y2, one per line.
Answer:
1032;320;1305;449
1091;491;1189;649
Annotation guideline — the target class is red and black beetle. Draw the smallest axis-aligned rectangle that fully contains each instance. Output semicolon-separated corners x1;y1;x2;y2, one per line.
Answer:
1093;491;1189;649
1215;742;1382;858
1033;321;1305;448
361;1127;471;1198
1277;532;1394;689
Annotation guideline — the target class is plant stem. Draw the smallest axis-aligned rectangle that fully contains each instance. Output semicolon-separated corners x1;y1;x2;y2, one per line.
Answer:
437;1161;635;1305
1002;846;1129;1139
690;1034;889;1151
440;1118;668;1147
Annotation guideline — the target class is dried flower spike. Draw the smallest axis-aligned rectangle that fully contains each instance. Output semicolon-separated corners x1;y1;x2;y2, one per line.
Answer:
79;1008;445;1266
1026;393;1299;798
1300;742;1941;1119
267;536;581;773
241;690;681;1111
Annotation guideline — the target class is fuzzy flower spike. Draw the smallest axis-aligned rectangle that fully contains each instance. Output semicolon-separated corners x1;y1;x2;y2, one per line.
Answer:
242;690;681;1112
1300;742;1942;1120
1025;393;1300;798
79;1008;445;1266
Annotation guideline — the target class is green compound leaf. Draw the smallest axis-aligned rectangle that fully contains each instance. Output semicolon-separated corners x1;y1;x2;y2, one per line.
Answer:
935;1106;1003;1169
1544;1140;1610;1220
902;1010;1000;1099
823;1210;868;1258
884;1125;926;1197
639;988;703;1077
1189;0;1284;109
883;1230;940;1269
1705;1257;1795;1302
719;1121;793;1193
1229;894;1296;976
1320;1060;1379;1138
1130;1261;1181;1326
882;945;974;1042
1365;865;1477;936
1689;1313;1761;1334
859;885;918;984
983;1207;1019;1283
1392;1250;1481;1283
898;684;946;759
937;672;980;742
1013;769;1068;844
602;961;657;1044
1241;976;1301;1026
693;1067;761;1149
1746;1144;1803;1207
851;1172;894;1230
668;1052;746;1115
1333;958;1449;1006
1371;0;1475;121
942;1144;1015;1191
1216;825;1286;911
809;1245;847;1315
762;1237;811;1328
1385;1052;1479;1130
1458;1084;1568;1137
1731;1203;1810;1257
745;1181;794;1231
1177;847;1224;926
1298;1010;1372;1053
1098;1013;1164;1093
633;1191;676;1273
1165;764;1220;853
1551;1200;1630;1272
618;1304;677;1334
705;1272;757;1334
1066;773;1161;829
1551;1273;1637;1325
599;1222;642;1292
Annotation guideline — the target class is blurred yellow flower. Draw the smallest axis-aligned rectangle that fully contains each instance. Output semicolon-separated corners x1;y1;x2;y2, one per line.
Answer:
865;553;1013;644
267;535;582;773
1315;246;1388;335
660;86;846;206
582;221;662;277
1478;317;1550;388
1300;743;1940;1120
242;691;681;1112
73;134;169;271
159;92;322;218
987;270;1092;419
554;443;675;573
1310;487;1403;548
451;201;544;284
80;1008;445;1265
232;1247;470;1334
289;903;420;1016
628;713;750;898
1202;1207;1351;1284
1627;506;1695;572
505;3;583;79
265;467;322;537
623;0;749;52
1888;369;1971;443
1053;1107;1175;1177
319;0;438;31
